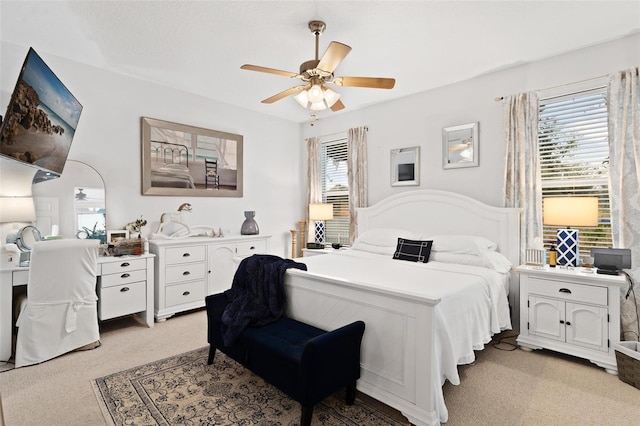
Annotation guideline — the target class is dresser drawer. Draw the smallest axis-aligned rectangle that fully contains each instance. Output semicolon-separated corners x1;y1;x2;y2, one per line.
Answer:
165;246;206;265
101;269;146;288
528;276;607;305
100;258;147;275
165;262;207;284
165;281;205;307
99;281;146;320
236;240;267;255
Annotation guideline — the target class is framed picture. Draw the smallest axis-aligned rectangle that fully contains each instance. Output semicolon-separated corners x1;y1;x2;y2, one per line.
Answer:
141;117;244;197
391;146;420;186
107;230;129;243
443;122;479;169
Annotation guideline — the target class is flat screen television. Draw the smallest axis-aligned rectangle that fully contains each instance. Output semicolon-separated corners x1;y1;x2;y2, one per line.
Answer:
0;47;82;177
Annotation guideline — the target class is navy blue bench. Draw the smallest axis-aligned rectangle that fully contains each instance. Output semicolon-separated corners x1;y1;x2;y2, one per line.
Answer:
206;293;365;426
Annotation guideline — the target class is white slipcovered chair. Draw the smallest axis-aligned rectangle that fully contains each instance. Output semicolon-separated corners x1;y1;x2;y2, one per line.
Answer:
15;239;100;368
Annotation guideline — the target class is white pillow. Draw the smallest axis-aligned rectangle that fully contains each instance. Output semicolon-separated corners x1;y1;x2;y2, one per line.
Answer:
429;235;498;254
429;251;512;273
351;228;418;255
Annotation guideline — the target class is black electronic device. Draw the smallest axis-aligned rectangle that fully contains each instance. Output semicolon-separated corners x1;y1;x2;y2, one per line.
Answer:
591;248;632;275
0;48;83;177
306;242;324;249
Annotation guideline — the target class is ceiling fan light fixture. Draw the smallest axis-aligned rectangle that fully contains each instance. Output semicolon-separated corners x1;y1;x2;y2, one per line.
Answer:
294;90;309;108
307;84;324;103
323;87;340;107
309;101;327;111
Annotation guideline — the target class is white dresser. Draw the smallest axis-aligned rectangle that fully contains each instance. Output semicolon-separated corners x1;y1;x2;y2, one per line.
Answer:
516;265;626;373
149;235;270;321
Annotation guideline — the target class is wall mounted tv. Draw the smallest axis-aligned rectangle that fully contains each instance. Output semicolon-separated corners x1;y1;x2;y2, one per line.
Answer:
0;47;82;177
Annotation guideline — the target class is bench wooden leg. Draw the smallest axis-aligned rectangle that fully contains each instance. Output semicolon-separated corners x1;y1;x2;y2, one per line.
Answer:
345;381;356;405
300;405;313;426
207;346;216;365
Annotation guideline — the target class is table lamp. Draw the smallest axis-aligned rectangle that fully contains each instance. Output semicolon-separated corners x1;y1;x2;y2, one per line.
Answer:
308;203;333;244
543;197;598;267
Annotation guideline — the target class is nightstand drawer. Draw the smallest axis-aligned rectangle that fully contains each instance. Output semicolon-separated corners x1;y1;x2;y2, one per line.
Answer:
99;281;146;320
528;276;607;305
165;246;206;264
165;262;207;283
165;281;205;307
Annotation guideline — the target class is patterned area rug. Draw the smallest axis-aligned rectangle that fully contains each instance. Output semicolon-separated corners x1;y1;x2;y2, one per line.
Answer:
92;347;410;425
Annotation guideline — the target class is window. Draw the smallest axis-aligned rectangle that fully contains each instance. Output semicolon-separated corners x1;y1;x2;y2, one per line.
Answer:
538;86;612;255
320;136;349;244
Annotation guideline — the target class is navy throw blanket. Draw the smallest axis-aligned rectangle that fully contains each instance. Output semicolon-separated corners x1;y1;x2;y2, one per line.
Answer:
221;254;307;346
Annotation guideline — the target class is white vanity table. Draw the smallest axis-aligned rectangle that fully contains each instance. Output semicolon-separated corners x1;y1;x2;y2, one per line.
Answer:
0;253;155;362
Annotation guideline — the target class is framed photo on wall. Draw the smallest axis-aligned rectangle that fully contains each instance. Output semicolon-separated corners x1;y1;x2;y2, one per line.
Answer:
443;122;479;169
391;146;420;186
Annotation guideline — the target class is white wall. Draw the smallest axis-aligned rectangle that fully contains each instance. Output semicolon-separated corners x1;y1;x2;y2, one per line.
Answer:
1;42;305;258
303;34;640;208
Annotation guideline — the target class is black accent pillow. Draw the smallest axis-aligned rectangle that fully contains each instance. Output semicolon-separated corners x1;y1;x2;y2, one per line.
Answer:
393;238;433;263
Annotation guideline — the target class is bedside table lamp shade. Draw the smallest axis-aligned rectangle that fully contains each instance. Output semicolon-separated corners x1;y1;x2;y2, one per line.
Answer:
309;203;333;244
543;197;598;266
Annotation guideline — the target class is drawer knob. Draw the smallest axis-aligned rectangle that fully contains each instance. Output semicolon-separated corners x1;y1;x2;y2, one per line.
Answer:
120;287;130;292
560;320;565;324
183;271;191;276
183;291;190;296
120;262;130;267
121;273;130;278
183;253;191;257
559;288;572;294
250;246;255;250
566;321;571;326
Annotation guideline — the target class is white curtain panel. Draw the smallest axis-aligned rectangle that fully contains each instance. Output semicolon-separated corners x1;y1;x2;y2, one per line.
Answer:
503;92;542;263
347;127;368;243
306;136;322;242
608;67;640;339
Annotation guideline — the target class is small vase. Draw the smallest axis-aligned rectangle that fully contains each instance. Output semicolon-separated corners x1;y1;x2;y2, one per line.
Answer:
240;211;259;235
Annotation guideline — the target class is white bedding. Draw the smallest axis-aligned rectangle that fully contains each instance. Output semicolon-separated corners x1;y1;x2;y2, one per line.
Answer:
294;249;512;421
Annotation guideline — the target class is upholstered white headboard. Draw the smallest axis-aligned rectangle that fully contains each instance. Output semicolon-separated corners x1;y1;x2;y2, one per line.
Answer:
356;190;521;265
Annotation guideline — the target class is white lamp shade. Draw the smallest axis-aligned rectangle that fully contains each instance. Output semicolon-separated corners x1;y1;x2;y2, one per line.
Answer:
543;197;599;227
294;90;309;108
309;203;334;221
307;84;324;103
0;196;36;223
323;87;340;107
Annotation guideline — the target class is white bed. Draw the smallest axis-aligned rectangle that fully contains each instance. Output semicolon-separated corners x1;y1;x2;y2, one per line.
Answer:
284;190;521;426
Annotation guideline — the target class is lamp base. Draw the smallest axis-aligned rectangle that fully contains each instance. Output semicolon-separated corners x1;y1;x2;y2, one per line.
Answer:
314;221;326;244
556;228;579;267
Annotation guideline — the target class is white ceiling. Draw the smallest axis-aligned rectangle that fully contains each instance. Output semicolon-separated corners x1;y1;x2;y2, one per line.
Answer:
2;1;639;124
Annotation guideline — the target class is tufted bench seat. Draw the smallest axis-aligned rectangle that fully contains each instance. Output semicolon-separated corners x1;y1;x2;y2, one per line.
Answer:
206;293;365;426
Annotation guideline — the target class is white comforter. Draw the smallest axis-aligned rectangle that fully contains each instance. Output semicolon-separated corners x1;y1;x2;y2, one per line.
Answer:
293;249;512;422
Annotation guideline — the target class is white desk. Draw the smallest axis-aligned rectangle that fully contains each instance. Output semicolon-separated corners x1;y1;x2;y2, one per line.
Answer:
0;253;155;362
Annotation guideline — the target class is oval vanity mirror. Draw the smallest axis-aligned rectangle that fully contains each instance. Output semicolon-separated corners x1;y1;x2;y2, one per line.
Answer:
31;160;106;240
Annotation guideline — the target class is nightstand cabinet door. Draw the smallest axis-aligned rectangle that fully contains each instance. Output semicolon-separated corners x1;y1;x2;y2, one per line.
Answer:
566;302;608;352
529;296;565;342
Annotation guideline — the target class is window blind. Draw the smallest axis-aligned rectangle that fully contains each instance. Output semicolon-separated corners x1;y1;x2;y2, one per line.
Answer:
538;87;612;255
321;137;349;244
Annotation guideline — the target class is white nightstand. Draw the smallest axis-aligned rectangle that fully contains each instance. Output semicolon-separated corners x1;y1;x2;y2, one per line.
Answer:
301;247;344;257
516;265;627;374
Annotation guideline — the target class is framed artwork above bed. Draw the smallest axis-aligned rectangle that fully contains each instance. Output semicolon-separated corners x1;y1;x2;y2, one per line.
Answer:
141;117;243;197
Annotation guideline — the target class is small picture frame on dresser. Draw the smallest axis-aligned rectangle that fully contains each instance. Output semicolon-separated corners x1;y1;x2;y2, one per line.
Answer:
107;230;129;243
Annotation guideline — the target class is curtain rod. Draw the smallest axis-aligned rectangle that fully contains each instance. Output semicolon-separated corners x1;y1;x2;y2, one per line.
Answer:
318;126;368;141
494;74;608;102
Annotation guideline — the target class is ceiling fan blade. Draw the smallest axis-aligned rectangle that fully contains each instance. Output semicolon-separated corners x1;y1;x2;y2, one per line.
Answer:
330;99;345;112
261;85;307;104
333;76;396;89
241;64;298;78
317;41;352;74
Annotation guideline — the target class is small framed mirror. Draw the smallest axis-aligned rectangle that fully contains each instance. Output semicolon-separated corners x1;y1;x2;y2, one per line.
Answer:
391;146;420;186
443;122;478;169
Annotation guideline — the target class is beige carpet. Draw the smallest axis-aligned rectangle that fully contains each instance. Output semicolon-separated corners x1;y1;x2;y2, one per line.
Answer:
93;347;409;425
1;309;640;425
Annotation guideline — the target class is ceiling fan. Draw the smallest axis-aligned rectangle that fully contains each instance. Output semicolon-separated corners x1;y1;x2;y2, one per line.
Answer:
241;20;396;112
